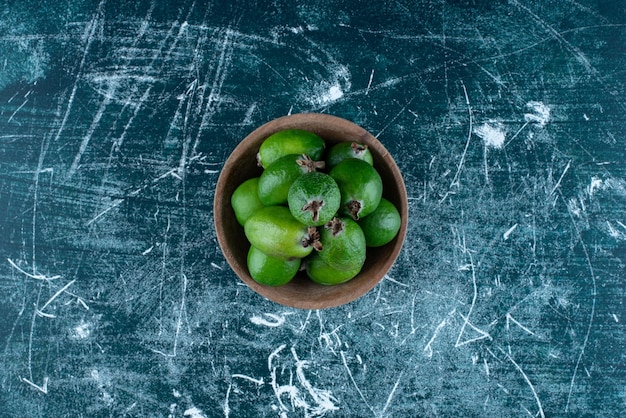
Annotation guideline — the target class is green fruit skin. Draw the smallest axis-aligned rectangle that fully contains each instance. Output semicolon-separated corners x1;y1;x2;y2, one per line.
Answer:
258;154;308;206
244;206;313;260
326;142;374;169
330;158;383;220
358;198;401;247
319;217;366;271
287;172;341;226
306;252;362;285
247;246;300;286
258;129;325;168
231;177;264;226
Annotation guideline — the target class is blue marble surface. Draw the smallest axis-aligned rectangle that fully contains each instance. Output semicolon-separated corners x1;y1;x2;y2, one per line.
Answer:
1;1;625;416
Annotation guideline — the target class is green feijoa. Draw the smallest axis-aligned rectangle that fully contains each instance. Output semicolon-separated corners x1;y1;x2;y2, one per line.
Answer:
305;252;362;286
288;172;341;226
231;177;264;226
257;129;325;168
318;217;366;272
329;158;383;220
244;206;321;260
358;198;401;247
247;246;300;286
257;154;324;206
326;142;373;169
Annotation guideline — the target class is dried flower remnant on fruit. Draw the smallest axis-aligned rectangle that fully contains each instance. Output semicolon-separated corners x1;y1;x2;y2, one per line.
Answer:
325;217;344;237
351;142;368;156
302;199;325;222
302;226;323;251
296;154;325;172
346;200;362;220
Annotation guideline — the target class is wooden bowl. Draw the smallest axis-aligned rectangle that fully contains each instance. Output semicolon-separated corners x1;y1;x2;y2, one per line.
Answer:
214;113;408;309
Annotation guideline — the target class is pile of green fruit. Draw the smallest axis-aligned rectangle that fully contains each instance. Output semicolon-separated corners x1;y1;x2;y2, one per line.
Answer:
231;129;401;286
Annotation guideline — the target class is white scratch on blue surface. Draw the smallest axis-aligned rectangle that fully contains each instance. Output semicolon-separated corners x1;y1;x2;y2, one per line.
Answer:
7;259;60;282
503;224;518;240
251;313;286;328
423;309;455;358
498;346;545;418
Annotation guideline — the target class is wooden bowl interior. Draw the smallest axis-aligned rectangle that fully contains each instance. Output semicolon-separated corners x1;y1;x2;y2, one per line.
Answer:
214;113;408;309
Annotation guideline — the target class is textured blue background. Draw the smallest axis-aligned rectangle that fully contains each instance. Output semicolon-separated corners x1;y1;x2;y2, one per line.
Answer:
1;1;625;416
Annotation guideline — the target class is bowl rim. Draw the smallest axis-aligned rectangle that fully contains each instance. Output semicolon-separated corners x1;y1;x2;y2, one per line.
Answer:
214;112;408;309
